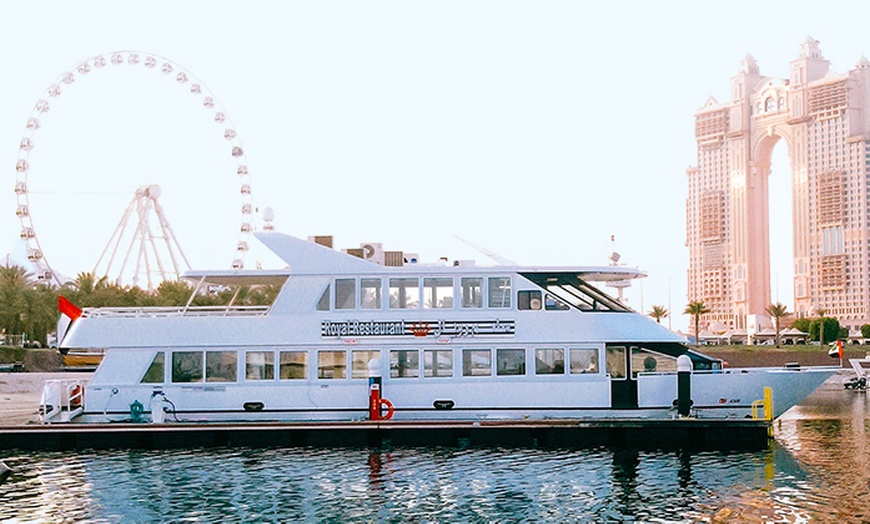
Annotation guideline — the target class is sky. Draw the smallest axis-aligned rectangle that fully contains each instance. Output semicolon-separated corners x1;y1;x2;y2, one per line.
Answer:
1;1;869;331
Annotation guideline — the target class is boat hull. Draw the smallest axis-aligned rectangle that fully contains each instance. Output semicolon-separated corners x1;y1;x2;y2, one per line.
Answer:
63;350;105;367
77;366;837;424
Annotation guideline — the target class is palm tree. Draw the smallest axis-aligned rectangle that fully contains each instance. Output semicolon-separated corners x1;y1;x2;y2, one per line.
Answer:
649;305;668;324
684;300;710;345
816;307;827;345
0;265;33;338
155;279;194;306
765;302;789;348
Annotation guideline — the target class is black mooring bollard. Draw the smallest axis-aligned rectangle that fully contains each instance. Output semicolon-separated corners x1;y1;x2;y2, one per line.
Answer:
677;354;693;417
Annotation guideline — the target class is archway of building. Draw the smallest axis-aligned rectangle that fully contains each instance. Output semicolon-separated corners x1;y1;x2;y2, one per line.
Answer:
751;131;797;325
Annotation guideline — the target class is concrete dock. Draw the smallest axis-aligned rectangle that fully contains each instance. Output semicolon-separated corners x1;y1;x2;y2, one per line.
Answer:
0;418;772;451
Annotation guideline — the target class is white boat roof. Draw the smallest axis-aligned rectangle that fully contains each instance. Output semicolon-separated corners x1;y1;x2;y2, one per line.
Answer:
251;232;647;281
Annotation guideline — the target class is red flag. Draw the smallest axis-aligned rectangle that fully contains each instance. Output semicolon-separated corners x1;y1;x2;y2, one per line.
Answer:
58;296;82;321
838;340;844;359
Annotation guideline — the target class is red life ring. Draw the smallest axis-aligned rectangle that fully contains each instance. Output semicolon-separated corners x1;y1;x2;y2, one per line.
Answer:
379;398;394;420
70;385;83;407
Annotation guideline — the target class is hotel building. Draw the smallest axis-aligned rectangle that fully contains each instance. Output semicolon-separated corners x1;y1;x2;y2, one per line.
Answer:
687;38;870;334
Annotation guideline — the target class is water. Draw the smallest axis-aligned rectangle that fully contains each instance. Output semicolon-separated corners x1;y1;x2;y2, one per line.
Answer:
1;381;867;522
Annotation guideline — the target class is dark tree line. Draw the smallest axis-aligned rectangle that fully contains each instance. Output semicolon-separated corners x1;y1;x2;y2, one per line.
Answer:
0;265;279;346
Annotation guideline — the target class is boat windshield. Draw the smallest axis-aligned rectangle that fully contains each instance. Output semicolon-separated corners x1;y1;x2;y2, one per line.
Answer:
519;272;631;312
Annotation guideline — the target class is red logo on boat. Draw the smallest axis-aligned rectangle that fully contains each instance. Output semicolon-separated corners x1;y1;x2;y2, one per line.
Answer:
411;322;430;337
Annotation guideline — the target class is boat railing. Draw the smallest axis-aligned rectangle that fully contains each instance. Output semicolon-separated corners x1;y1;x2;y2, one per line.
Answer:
82;305;271;318
637;364;839;377
39;378;88;424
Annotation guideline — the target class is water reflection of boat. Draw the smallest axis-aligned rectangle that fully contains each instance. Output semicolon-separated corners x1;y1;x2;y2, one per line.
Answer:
45;232;836;425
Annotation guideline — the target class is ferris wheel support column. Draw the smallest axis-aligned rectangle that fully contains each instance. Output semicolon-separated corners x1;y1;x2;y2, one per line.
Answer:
132;202;149;289
93;198;138;279
135;194;166;282
143;208;167;287
151;192;191;277
118;197;148;287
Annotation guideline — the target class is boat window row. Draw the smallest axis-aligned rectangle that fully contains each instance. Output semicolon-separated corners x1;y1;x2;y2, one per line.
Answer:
140;347;602;384
317;276;571;312
604;345;680;379
520;272;632;312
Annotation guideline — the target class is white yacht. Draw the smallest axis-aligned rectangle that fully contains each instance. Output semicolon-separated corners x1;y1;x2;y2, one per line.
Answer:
44;232;836;424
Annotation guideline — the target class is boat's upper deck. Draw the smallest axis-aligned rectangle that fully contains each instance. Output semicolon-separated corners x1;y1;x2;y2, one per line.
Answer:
80;232;645;319
61;232;686;350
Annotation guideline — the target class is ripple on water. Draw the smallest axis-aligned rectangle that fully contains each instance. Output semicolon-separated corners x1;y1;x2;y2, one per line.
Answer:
8;383;870;523
0;445;822;522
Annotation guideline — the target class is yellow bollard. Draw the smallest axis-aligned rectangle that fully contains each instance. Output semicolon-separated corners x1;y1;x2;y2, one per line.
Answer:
763;386;773;421
764;386;774;437
751;387;775;437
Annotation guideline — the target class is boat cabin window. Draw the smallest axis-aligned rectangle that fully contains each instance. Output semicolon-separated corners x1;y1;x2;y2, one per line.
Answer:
545;294;570;311
570;348;600;374
520;273;631;312
361;278;382;309
351;350;379;379
424;278;454;309
141;352;165;383
318;350;347;379
461;277;483;308
280;351;307;379
335;279;356;310
317;285;330;311
631;347;677;377
206;351;237;382
463;349;492;376
488;277;511;308
605;346;626;379
172;351;204;383
390;278;420;309
535;348;564;375
246;351;274;380
497;348;525;376
391;349;420;378
424;349;453;377
518;290;542;310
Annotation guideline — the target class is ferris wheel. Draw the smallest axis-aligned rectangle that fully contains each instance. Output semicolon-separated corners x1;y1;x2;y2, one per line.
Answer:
14;51;264;288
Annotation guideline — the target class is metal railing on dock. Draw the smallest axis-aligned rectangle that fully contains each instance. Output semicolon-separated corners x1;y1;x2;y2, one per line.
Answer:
39;379;88;424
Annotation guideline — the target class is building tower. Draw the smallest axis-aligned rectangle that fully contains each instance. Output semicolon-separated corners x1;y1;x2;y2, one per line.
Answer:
687;38;870;335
